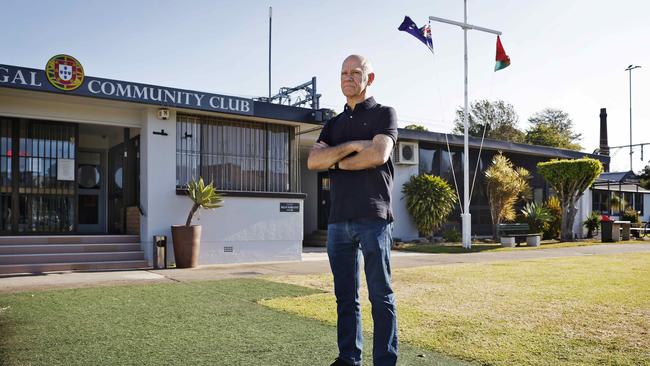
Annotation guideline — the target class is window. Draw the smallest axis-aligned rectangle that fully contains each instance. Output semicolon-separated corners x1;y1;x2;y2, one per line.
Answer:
592;190;610;214
176;114;298;193
634;193;644;215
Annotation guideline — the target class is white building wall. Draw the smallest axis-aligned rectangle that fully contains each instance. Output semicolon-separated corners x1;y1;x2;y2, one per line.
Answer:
140;109;303;265
573;190;593;239
392;162;420;241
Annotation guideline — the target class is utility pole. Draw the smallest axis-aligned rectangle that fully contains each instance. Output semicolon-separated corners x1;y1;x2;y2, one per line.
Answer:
625;64;641;172
429;0;502;249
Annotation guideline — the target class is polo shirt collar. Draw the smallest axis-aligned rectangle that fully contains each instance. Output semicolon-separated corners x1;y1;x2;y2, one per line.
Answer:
343;96;376;113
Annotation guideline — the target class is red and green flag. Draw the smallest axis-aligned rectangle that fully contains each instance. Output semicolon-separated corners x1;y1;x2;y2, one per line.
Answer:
494;36;510;71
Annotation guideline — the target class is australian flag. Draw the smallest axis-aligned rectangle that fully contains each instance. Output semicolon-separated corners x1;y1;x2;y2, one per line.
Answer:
398;16;434;54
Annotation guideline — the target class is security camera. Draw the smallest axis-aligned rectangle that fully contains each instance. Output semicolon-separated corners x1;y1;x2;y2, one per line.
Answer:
157;108;170;120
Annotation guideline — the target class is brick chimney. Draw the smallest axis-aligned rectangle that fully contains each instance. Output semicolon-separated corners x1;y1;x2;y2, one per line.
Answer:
599;108;610;172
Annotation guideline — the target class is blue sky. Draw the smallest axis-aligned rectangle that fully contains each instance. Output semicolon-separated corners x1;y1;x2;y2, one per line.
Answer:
2;0;649;172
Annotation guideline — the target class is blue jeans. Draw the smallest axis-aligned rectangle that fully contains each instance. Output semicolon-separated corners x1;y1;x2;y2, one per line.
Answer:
327;217;398;366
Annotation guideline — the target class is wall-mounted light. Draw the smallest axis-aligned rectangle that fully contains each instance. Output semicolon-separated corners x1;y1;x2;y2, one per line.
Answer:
157;108;170;120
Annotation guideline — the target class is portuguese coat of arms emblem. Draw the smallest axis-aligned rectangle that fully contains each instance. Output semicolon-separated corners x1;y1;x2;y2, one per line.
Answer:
45;54;84;91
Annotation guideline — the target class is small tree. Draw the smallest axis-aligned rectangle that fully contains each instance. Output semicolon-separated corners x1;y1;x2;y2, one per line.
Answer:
543;196;562;240
484;153;531;240
185;178;223;226
402;174;457;238
537;158;603;241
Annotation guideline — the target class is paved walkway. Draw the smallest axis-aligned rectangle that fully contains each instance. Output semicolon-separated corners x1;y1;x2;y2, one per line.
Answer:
2;243;649;293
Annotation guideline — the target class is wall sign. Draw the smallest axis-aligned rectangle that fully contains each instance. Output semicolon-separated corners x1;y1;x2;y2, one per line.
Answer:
280;202;300;212
0;60;254;116
57;159;75;181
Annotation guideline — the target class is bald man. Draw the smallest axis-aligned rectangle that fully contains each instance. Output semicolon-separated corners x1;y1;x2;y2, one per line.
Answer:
308;55;398;366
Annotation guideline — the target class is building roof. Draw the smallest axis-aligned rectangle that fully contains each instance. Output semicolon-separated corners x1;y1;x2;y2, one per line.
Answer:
398;128;609;163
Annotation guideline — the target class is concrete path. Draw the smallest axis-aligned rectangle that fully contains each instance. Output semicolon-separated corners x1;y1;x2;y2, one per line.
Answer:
1;243;649;294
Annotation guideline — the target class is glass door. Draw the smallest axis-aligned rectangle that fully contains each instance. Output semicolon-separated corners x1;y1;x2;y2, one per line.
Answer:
77;151;105;233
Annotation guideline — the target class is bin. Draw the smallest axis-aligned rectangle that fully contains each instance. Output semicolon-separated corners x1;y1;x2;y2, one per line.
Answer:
153;235;168;269
601;221;613;242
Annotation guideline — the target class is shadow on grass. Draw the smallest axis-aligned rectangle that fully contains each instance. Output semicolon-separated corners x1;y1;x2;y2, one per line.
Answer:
0;278;473;366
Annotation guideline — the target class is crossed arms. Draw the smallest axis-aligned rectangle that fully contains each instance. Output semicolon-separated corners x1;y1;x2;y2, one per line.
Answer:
307;134;395;171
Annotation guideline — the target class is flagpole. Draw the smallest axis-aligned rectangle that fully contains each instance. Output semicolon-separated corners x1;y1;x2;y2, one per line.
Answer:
268;6;272;100
429;1;503;249
461;0;471;249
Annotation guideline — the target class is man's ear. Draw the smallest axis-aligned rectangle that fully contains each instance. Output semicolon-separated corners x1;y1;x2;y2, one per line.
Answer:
366;72;375;87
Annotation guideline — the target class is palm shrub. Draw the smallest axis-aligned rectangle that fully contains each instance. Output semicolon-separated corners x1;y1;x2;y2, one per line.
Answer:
520;202;552;233
402;174;457;238
484;153;531;240
543;196;562;240
185;177;224;226
537;158;603;241
583;211;600;238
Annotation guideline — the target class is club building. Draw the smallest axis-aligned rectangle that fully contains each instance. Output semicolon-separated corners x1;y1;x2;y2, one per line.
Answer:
0;57;647;275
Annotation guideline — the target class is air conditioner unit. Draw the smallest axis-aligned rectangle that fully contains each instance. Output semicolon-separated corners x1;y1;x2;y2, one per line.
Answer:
395;141;418;165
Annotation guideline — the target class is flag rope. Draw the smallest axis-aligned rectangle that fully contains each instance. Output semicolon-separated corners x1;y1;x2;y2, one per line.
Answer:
445;133;464;214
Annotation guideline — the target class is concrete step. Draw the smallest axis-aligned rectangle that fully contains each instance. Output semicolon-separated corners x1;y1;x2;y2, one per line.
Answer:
0;235;140;245
0;260;150;275
0;251;145;265
303;241;327;247
0;243;142;255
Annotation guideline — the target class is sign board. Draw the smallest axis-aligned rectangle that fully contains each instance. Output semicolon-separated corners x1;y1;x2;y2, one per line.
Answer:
57;159;75;181
0;62;254;116
280;202;300;212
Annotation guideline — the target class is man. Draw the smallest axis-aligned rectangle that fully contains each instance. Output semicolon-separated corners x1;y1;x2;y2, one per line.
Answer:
307;55;398;366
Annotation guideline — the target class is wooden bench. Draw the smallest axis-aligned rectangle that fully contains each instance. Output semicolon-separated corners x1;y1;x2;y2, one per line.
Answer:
497;223;541;247
630;222;650;238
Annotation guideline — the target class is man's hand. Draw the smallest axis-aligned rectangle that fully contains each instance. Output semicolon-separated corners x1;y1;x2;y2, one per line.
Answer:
338;135;394;170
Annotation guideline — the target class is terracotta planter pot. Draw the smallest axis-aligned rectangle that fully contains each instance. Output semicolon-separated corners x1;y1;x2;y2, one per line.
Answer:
171;225;201;268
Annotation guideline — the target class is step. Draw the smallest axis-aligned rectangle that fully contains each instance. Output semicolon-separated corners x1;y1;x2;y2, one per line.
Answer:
0;260;151;275
0;243;142;255
0;251;145;265
0;235;140;245
303;241;327;247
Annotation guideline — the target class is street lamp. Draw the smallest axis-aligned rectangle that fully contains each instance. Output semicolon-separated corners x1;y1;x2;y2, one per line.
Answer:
625;64;641;172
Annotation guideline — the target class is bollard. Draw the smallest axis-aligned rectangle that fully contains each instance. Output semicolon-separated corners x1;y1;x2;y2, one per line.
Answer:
153;235;167;269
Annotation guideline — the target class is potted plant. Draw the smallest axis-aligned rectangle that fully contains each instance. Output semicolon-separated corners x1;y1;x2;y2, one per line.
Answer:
171;178;223;268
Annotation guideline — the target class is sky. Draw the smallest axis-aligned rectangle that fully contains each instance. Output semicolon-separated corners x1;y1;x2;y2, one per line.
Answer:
2;0;649;173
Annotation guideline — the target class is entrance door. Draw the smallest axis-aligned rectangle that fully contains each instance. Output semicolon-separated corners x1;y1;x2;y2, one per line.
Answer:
317;171;331;230
77;150;105;233
107;133;139;234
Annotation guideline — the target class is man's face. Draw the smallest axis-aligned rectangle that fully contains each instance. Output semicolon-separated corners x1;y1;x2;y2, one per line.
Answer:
340;57;373;98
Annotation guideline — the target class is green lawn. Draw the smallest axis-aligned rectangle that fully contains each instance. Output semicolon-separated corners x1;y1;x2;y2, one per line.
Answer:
263;252;650;366
395;239;649;254
0;279;466;366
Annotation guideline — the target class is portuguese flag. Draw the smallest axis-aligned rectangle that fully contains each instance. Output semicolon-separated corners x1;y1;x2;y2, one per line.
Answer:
495;36;510;71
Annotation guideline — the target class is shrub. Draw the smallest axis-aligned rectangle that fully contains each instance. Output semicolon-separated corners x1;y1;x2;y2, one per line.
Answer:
402;174;457;238
442;227;462;242
543;196;562;240
484;153;531;239
520;202;552;233
621;208;640;223
583;211;600;238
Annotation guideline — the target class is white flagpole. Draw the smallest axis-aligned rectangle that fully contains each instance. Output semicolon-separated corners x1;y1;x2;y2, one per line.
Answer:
429;0;503;249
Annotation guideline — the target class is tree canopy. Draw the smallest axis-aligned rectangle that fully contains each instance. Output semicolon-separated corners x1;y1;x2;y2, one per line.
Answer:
404;124;429;131
640;164;650;190
401;174;457;238
525;108;582;150
537;158;603;241
452;99;524;143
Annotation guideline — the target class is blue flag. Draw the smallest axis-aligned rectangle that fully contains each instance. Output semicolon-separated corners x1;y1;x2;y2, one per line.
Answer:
398;16;434;53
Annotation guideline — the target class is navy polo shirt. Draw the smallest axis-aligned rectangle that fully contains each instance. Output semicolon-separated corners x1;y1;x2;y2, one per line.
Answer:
317;97;398;223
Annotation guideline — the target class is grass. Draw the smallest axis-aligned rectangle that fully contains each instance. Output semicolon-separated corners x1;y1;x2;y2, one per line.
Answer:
263;252;650;366
395;239;649;254
0;279;467;366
